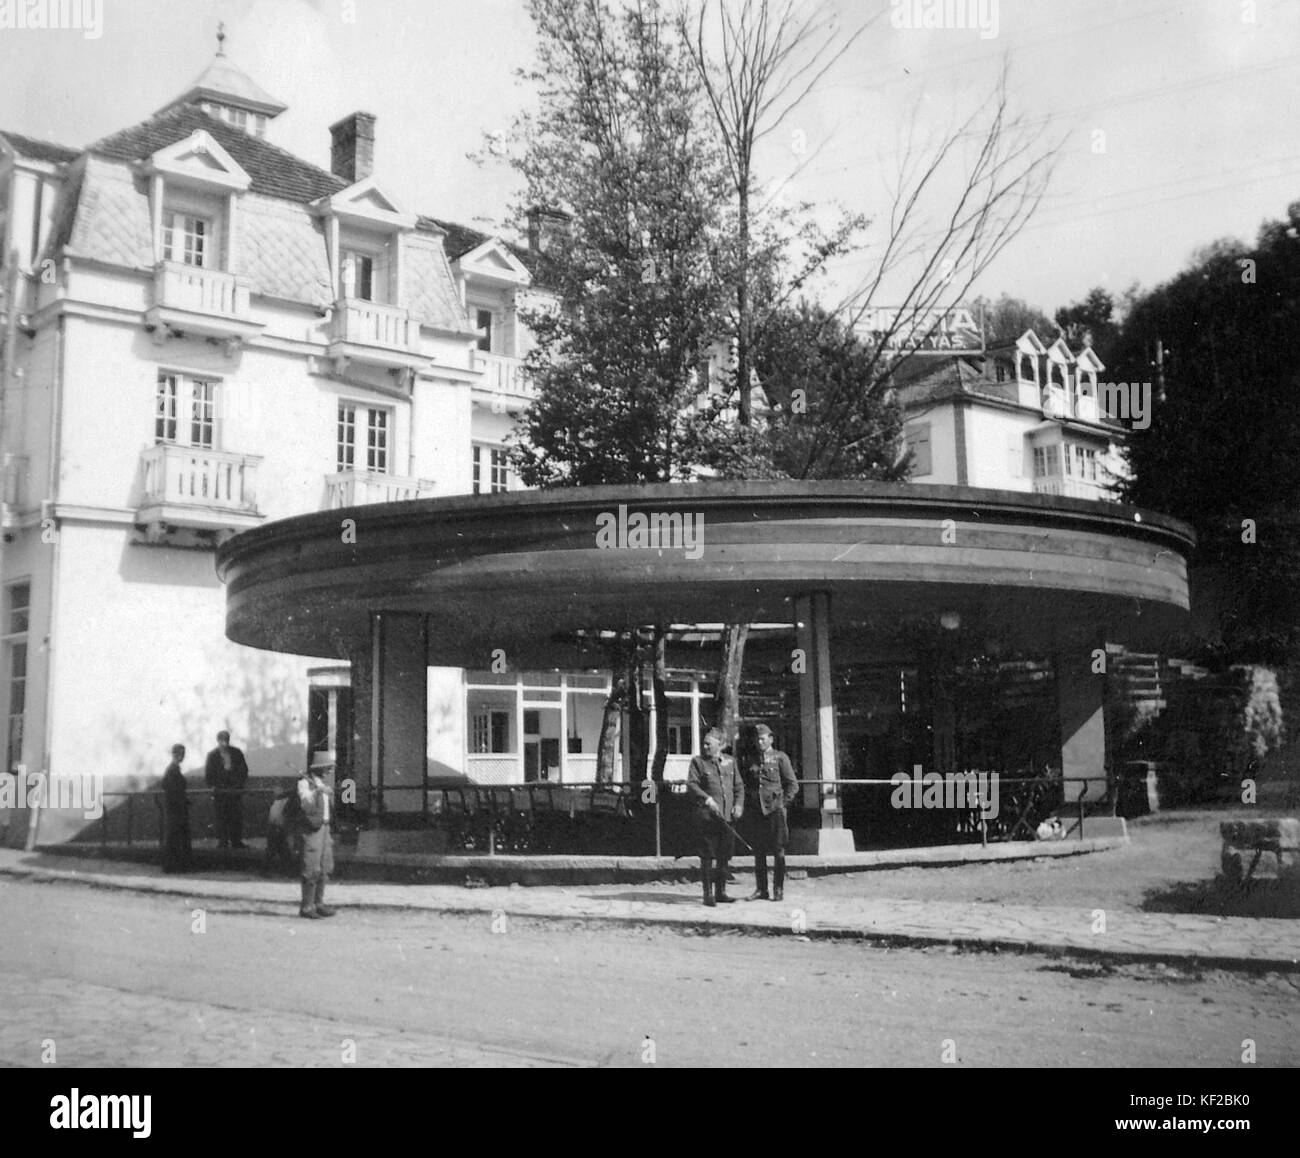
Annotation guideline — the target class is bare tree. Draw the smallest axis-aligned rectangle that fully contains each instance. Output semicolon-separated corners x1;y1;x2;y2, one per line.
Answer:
680;0;876;426
836;63;1062;409
681;20;1061;750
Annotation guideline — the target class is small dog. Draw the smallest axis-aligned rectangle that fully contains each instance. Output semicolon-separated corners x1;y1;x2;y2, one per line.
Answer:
1035;816;1065;841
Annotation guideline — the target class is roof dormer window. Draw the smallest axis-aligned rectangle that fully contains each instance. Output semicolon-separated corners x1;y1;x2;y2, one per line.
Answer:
199;101;268;139
163;212;211;267
312;176;416;311
140;131;251;274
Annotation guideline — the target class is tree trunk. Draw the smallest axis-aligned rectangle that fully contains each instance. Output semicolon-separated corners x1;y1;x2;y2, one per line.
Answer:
651;627;669;782
737;180;751;427
595;673;623;785
627;643;650;782
596;634;634;784
713;622;750;747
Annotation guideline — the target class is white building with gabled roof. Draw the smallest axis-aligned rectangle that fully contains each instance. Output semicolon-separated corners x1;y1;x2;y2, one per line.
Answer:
0;45;609;845
892;328;1130;500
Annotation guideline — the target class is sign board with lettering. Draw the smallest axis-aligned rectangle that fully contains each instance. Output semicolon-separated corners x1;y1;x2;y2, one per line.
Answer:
854;307;983;354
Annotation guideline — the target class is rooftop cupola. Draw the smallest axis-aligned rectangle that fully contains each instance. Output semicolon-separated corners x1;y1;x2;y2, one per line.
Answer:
156;24;287;138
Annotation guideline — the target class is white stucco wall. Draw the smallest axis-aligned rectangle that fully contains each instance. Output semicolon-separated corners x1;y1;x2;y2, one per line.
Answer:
904;403;958;485
962;405;1038;492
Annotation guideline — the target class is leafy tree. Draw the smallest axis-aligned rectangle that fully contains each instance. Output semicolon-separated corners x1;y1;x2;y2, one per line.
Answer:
508;0;730;490
1055;286;1119;363
970;292;1055;346
1111;201;1300;664
684;302;910;482
501;0;734;779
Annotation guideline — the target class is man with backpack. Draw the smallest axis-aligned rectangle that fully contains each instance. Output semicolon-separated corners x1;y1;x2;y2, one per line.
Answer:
294;752;337;919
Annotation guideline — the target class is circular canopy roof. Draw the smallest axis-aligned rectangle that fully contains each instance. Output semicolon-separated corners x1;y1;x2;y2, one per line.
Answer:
216;481;1195;666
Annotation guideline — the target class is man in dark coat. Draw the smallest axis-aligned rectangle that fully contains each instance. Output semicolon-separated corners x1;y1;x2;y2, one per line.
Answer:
686;727;745;907
745;724;799;901
159;744;192;873
204;730;249;849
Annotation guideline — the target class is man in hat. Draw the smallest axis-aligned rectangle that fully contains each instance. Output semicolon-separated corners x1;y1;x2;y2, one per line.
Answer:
298;751;337;919
686;727;745;907
745;724;799;901
204;730;249;849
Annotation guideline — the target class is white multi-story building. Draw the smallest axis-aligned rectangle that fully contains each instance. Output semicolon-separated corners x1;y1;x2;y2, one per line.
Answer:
2;49;692;842
893;328;1130;498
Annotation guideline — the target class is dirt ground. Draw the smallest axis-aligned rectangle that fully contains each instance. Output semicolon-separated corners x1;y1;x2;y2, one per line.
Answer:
805;806;1300;918
2;876;1298;1068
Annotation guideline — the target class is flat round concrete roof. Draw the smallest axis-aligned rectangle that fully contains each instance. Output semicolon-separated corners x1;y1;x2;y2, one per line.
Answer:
216;481;1195;665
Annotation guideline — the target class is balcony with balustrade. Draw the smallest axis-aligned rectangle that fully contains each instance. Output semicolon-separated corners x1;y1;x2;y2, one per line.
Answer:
325;470;437;509
1031;475;1113;502
144;262;263;349
138;443;264;536
327;298;429;375
472;349;534;409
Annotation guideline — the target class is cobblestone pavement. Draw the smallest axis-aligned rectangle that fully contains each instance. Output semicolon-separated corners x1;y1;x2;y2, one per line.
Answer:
0;971;566;1068
2;848;1297;970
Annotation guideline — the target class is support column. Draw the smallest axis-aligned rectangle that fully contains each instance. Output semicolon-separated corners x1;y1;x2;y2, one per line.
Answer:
374;612;428;815
790;592;855;855
347;646;373;816
1056;642;1124;838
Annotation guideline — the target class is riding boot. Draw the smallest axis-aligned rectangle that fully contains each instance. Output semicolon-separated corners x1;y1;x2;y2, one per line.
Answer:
748;854;769;900
714;863;736;903
701;856;715;906
772;854;786;902
299;879;321;918
314;875;336;917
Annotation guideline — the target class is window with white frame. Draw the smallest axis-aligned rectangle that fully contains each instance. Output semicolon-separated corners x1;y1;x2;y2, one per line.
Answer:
666;722;691;755
337;403;389;474
473;445;509;494
199;102;268;138
1069;444;1099;482
904;423;932;477
475;309;494;353
1032;444;1062;478
163;211;211;267
155;373;218;448
340;249;377;302
5;581;29;773
470;709;510;754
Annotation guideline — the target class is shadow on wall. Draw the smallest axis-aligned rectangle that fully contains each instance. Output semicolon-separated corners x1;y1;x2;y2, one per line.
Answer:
33;645;310;845
118;536;224;589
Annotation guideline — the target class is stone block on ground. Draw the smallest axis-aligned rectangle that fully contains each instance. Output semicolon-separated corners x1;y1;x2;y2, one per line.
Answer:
1221;845;1281;881
1219;818;1299;850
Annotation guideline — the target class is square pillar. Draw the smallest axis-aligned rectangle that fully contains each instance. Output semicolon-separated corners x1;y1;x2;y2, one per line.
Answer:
1056;644;1124;837
347;646;373;815
790;592;855;856
373;612;428;816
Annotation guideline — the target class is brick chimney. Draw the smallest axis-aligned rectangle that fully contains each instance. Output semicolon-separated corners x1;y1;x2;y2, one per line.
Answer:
329;112;376;184
527;206;571;254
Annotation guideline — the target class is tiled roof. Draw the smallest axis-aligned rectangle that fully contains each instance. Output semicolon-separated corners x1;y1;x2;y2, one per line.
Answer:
17;105;543;307
0;129;80;164
161;53;287;117
420;215;540;275
89;106;345;203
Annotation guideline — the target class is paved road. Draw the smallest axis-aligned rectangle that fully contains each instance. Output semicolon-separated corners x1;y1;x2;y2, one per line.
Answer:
2;879;1297;1067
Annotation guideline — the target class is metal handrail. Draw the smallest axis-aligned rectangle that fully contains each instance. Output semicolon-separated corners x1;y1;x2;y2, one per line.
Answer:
83;768;1075;856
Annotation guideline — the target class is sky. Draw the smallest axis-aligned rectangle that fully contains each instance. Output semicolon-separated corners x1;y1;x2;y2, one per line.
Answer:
2;0;1298;320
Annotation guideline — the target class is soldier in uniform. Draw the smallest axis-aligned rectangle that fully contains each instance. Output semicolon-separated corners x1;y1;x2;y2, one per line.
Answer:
686;727;745;907
745;723;799;901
